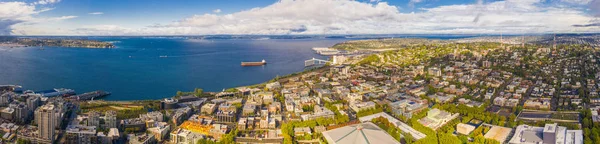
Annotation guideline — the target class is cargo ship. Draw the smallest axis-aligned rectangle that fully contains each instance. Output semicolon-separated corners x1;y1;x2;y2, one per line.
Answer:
66;90;111;101
241;59;267;66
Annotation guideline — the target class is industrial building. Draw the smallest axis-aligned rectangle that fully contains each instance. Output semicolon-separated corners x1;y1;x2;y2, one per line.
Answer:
508;123;583;144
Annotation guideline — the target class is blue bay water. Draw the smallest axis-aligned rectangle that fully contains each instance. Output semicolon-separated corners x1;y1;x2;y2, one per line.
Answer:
0;38;346;100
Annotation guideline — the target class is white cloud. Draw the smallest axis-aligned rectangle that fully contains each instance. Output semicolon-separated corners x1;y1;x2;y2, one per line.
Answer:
26;15;77;23
0;1;75;35
0;2;42;35
0;2;37;19
150;0;598;34
88;12;104;15
34;0;61;5
560;0;592;4
10;0;600;35
153;0;404;35
213;9;221;13
74;25;135;35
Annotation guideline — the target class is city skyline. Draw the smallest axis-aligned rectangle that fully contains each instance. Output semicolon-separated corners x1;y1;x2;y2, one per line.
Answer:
0;0;599;35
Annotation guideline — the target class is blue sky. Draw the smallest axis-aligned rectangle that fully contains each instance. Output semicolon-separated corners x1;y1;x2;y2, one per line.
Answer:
36;0;275;25
0;0;598;35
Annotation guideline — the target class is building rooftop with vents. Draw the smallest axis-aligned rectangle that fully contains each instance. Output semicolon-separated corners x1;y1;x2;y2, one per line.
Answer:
509;123;582;144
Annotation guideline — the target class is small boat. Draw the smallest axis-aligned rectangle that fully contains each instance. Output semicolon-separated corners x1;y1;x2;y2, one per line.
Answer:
241;59;267;66
159;55;168;58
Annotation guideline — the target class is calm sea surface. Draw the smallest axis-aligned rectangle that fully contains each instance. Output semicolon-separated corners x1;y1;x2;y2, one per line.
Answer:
0;38;345;100
0;35;477;100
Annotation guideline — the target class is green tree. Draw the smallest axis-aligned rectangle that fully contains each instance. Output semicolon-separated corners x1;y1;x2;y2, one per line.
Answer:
404;133;415;144
438;133;462;144
194;88;204;97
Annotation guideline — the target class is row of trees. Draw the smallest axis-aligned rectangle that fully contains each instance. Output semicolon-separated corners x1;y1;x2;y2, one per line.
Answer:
176;88;205;97
372;116;405;142
356;104;383;117
434;103;523;128
281;116;348;144
195;129;238;144
581;109;600;144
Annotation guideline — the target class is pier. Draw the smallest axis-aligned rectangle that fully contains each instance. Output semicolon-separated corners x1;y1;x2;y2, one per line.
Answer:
304;58;330;67
66;90;111;101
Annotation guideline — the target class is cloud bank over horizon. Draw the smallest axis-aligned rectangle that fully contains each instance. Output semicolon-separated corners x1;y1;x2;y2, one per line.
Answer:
2;0;600;35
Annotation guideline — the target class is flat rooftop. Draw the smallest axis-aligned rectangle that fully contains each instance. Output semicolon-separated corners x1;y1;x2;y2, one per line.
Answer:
484;126;513;143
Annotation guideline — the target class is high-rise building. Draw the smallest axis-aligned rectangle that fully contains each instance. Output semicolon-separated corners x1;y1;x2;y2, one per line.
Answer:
12;103;29;124
26;96;40;113
105;110;117;128
35;104;56;141
87;111;101;128
0;92;13;106
51;101;67;129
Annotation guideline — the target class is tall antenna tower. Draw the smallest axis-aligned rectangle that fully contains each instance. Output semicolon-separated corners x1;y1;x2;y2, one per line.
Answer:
553;34;556;49
500;32;503;48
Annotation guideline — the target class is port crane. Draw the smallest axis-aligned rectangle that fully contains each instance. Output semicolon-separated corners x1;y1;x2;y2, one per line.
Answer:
305;58;330;67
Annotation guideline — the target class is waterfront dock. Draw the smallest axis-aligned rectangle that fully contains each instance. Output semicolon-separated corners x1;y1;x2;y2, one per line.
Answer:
66;90;111;101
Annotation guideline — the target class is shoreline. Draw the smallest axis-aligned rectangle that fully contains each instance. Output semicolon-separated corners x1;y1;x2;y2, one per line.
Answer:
1;38;115;49
12;65;333;103
113;65;331;102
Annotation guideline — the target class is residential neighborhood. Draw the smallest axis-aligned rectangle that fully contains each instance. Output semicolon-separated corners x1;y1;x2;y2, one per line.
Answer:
1;35;599;144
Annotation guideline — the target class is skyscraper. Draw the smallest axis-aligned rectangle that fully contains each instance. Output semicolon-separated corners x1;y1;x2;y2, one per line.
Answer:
105;110;117;128
26;96;40;113
35;104;56;141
